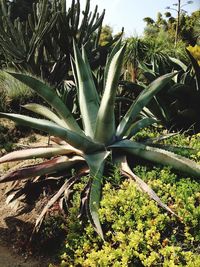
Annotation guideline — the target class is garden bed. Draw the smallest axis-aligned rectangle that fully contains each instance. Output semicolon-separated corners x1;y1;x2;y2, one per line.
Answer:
1;121;200;266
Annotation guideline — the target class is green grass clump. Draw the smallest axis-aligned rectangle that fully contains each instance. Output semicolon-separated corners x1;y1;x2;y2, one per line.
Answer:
0;71;35;112
57;133;200;267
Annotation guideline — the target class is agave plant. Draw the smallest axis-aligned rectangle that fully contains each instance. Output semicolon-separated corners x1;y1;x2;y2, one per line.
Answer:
0;41;200;239
138;48;200;133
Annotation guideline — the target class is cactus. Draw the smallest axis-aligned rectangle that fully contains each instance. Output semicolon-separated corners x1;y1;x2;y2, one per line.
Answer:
0;0;108;86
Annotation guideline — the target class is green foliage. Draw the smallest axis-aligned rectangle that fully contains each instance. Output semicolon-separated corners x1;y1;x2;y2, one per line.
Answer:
59;135;200;266
123;35;187;85
180;10;200;45
0;0;105;86
187;44;200;65
99;25;113;46
39;214;65;243
143;9;200;46
0;88;6;111
131;44;200;133
144;31;187;62
1;43;200;240
0;70;35;112
6;0;38;22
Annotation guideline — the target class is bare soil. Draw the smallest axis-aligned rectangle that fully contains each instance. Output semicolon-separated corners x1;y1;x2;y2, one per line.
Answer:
0;183;50;267
0;120;61;267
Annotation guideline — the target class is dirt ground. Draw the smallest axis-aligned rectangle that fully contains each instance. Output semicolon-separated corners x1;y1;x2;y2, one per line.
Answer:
0;183;50;267
0;245;43;267
0;123;60;267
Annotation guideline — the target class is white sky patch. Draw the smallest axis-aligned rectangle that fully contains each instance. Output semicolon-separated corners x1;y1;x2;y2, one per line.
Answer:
66;0;199;36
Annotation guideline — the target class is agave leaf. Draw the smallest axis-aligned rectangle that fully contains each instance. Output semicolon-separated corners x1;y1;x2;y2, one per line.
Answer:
169;57;187;71
140;107;157;122
73;41;99;137
126;118;158;139
6;192;27;213
139;61;157;82
82;47;100;103
110;140;200;177
0;156;84;183
33;175;78;232
142;143;198;155
104;38;122;87
0;145;83;164
94;45;126;144
61;166;90;214
7;72;82;133
120;156;176;215
57;143;83;156
84;151;110;239
152;96;172;123
70;56;78;90
117;72;177;138
5;176;66;213
50;136;67;145
49;137;83;155
144;133;179;144
0;112;103;153
23;103;68;128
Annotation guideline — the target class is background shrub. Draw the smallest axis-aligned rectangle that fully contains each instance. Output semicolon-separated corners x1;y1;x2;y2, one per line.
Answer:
0;71;35;112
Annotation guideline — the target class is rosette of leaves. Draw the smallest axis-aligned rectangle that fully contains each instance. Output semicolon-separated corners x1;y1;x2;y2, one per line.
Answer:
0;41;200;239
136;48;200;133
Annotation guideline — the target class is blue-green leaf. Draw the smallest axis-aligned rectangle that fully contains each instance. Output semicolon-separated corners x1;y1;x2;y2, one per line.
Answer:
23;103;68;128
110;139;200;177
73;41;99;137
126;117;158;138
7;72;82;134
0;112;103;153
94;45;126;144
117;72;177;138
84;151;110;239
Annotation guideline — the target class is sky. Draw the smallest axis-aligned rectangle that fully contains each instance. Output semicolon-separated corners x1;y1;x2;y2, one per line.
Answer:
69;0;200;37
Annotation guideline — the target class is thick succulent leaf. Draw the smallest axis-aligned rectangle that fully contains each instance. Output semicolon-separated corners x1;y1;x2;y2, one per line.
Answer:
110;140;200;177
152;96;172;123
73;41;99;137
142;143;198;155
5;176;66;212
104;38;122;87
0;156;84;183
84;151;110;239
0;112;103;153
49;137;84;156
94;45;126;144
60;166;90;214
50;136;67;145
82;47;100;104
23;103;68;128
120;156;176;215
140;107;157;122
126;118;158;138
169;57;187;71
70;56;78;88
144;133;179;144
117;72;177;138
7;72;82;133
139;61;157;82
0;145;82;164
33;175;78;232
